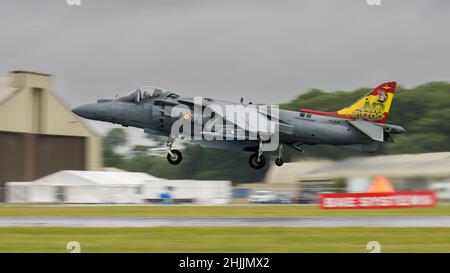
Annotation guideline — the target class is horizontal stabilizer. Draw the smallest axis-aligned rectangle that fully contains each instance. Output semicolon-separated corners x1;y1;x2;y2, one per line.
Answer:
348;119;384;142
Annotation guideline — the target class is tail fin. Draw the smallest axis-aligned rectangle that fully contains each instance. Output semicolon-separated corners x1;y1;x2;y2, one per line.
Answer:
336;81;396;123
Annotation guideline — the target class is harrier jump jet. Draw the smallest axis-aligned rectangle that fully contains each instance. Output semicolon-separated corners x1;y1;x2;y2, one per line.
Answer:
73;82;404;169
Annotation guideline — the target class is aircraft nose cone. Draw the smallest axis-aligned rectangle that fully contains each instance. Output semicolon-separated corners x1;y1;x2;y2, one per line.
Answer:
72;104;98;119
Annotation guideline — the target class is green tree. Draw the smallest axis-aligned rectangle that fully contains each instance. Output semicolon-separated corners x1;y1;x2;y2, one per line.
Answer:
103;145;125;168
103;128;128;169
145;134;166;147
104;128;127;149
132;145;151;152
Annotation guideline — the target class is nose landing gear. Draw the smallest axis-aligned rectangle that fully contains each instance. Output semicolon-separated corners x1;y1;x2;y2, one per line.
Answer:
167;149;182;165
166;135;182;165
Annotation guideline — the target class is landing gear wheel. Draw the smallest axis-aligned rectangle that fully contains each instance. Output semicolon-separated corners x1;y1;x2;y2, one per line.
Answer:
275;158;284;166
167;149;182;165
249;154;266;169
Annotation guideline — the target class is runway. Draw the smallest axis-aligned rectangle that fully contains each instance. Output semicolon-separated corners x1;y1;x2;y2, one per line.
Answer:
1;216;450;228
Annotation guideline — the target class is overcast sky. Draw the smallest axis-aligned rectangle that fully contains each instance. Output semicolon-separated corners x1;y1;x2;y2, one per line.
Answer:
1;0;449;143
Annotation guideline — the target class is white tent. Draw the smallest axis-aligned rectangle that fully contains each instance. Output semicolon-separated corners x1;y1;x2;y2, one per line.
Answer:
5;170;232;205
5;182;32;202
5;170;160;203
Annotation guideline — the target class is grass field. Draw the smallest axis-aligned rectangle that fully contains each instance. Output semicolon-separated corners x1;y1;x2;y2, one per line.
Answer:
0;204;449;218
1;205;449;252
1;227;449;253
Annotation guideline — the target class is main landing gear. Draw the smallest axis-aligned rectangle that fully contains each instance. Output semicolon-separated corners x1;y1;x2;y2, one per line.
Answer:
248;143;285;169
275;144;284;167
166;135;182;165
249;140;267;169
249;140;265;169
275;158;284;166
249;153;266;169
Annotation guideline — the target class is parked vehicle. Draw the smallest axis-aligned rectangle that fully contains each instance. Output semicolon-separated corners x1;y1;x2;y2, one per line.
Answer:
275;193;291;204
291;192;317;204
249;191;277;203
430;182;450;201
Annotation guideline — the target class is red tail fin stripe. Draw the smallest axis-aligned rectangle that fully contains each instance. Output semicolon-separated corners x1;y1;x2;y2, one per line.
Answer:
370;81;397;95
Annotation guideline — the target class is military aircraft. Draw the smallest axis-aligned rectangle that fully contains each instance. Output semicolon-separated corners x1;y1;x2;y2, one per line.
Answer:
72;81;405;169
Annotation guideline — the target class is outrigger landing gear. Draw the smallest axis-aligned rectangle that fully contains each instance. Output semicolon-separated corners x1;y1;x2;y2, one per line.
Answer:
275;144;284;167
166;135;182;165
249;140;266;169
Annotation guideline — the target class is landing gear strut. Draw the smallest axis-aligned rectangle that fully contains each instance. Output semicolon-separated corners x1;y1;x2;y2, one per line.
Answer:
275;144;284;167
249;140;266;169
166;135;182;165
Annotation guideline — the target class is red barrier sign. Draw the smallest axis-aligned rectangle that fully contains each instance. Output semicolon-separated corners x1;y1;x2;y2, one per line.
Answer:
319;191;437;209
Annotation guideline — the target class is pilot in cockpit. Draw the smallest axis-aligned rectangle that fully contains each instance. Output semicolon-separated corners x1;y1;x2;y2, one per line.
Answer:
141;88;163;100
116;87;166;103
142;90;152;100
152;89;163;98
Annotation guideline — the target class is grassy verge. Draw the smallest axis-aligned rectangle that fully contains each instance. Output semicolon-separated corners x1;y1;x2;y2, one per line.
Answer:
0;227;449;252
0;204;449;218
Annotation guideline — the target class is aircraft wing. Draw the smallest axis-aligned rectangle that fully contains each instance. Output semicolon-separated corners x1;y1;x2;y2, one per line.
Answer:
177;98;276;137
216;102;276;137
347;119;384;142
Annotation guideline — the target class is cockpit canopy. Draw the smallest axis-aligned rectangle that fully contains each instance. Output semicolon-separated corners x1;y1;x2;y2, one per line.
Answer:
116;87;179;102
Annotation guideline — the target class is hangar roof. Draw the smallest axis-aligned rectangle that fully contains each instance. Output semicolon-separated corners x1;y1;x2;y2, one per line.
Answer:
0;71;99;137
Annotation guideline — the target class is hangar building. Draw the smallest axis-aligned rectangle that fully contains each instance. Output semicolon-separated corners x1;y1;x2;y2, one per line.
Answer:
0;71;102;200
